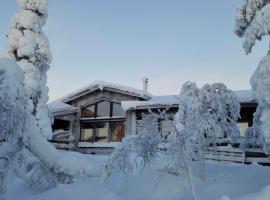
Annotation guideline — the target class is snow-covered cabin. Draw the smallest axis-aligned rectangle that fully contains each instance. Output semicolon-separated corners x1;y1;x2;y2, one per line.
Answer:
48;80;151;153
48;81;257;153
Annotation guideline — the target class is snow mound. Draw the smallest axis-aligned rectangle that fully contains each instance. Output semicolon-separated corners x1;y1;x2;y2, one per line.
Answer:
237;185;270;200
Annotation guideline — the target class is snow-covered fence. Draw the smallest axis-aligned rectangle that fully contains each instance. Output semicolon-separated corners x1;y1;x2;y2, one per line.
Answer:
205;146;270;165
205;147;246;163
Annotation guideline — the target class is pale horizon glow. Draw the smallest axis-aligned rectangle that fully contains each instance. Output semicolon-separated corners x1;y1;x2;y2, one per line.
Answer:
0;0;269;100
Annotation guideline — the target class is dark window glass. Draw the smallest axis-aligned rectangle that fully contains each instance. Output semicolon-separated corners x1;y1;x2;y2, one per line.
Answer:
80;123;94;142
95;122;109;142
112;103;125;116
97;101;110;117
111;122;125;142
81;105;95;118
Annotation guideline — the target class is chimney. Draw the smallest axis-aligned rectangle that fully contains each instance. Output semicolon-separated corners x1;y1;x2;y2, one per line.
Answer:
142;77;148;94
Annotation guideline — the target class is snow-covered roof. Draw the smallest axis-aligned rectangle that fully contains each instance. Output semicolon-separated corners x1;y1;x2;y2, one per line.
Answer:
60;80;152;102
121;95;179;111
48;100;78;116
122;90;256;111
234;90;255;103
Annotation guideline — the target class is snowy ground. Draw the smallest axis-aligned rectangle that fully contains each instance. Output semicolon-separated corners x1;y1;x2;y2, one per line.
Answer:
6;155;270;200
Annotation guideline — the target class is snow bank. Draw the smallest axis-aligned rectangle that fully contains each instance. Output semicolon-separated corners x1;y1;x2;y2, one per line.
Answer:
6;161;270;200
237;185;270;200
28;130;103;182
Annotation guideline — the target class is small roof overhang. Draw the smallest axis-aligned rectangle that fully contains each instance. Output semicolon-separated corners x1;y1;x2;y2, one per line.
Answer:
48;100;78;117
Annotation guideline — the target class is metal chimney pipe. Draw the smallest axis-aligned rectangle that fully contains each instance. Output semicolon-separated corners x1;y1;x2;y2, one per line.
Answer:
142;77;148;94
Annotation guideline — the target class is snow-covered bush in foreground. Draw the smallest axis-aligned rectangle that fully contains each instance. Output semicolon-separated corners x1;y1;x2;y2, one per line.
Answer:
235;0;270;153
103;82;240;200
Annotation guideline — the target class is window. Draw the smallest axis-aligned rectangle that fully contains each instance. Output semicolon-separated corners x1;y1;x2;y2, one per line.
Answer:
112;103;125;117
111;122;125;142
237;122;249;137
80;123;94;142
81;105;95;118
80;100;126;143
159;120;173;138
95;122;109;142
97;101;110;117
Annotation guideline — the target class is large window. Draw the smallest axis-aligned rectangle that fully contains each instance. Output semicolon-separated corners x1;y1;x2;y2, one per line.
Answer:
80;123;94;142
237;122;249;137
80;100;126;142
80;121;125;142
111;122;125;142
81;101;125;118
95;122;109;142
97;101;110;117
81;105;95;118
113;103;125;116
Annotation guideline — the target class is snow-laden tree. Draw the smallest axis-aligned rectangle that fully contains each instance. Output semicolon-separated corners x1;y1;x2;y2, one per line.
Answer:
0;58;57;200
6;0;52;139
0;58;26;200
235;0;270;153
2;0;102;190
103;82;240;200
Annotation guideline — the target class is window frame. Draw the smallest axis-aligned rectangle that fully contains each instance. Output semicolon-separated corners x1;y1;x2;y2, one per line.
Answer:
81;100;125;119
80;100;126;142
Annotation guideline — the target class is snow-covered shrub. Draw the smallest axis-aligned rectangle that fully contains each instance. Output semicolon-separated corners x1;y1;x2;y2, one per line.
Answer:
103;111;166;179
235;0;270;153
104;82;240;200
6;0;52;139
167;82;240;197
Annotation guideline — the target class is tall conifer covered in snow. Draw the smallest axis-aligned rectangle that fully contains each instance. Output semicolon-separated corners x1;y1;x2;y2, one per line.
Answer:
2;1;102;190
235;0;270;153
6;0;52;139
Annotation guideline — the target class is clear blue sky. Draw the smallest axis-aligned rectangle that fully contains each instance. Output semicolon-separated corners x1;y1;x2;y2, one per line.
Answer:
0;0;269;100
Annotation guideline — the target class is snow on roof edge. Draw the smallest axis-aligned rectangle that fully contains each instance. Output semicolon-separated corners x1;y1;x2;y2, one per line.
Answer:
59;80;152;102
122;90;256;111
48;100;78;116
